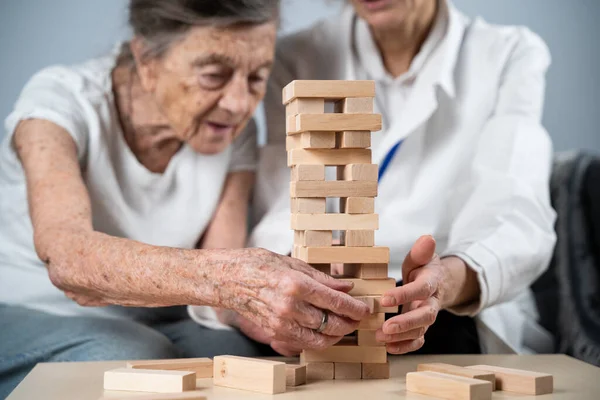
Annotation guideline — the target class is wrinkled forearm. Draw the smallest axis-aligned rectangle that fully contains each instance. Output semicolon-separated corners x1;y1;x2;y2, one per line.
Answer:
38;226;235;308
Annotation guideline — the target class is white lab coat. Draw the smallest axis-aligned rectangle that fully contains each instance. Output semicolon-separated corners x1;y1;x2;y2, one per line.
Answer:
248;1;557;354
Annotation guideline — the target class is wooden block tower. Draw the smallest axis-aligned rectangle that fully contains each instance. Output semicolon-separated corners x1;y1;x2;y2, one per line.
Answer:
283;80;398;380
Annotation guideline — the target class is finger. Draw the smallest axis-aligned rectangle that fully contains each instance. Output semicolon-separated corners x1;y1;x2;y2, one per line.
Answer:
376;326;427;343
271;340;302;357
387;337;425;354
402;235;436;283
381;276;437;308
291;258;354;293
381;298;439;335
296;278;370;321
293;302;360;337
267;314;343;350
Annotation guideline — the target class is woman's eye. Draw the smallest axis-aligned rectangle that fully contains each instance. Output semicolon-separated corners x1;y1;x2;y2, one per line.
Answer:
199;73;227;89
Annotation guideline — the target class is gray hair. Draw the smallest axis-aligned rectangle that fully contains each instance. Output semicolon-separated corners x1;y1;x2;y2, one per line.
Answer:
119;0;280;64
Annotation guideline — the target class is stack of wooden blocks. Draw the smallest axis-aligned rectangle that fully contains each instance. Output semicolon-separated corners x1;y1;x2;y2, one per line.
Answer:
283;80;398;380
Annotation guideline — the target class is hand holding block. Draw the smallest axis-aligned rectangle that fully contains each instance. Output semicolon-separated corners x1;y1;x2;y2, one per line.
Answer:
418;363;495;390
406;371;492;400
127;358;213;378
103;368;196;393
466;365;553;395
213;356;286;394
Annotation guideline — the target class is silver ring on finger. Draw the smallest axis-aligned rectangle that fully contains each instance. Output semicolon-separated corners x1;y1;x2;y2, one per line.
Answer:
315;311;328;333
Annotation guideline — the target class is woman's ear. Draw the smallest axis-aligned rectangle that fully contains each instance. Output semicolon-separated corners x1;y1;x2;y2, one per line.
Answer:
130;37;158;93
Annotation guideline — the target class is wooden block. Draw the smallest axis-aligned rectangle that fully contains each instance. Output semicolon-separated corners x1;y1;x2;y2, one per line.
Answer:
341;197;375;214
301;346;386;364
103;368;196;393
99;394;206;400
303;132;336;148
310;263;331;274
466;365;553;395
334;97;374;113
334;363;362;380
418;364;496;390
406;371;493;400
282;80;375;104
213;355;286;394
357;330;384;347
336;131;371;148
340;230;375;247
355;295;398;313
291;198;326;213
305;362;334;381
295;246;389;264
357;313;385;330
342;263;388;279
338;164;378;181
341;278;396;296
285;364;306;387
127;358;213;378
288;149;371;166
354;296;375;313
291;165;325;181
362;362;390;379
287;113;381;134
291;181;377;198
291;214;378;231
286;98;325;117
294;230;332;247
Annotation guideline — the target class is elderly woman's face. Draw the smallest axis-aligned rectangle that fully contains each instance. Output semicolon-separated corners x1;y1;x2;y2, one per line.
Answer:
137;22;276;154
350;0;433;30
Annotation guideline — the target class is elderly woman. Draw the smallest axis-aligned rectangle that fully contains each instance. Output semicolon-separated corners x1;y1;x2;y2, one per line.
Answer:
248;0;556;355
0;0;370;396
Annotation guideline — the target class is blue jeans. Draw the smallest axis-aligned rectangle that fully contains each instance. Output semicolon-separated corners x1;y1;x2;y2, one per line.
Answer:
0;304;274;398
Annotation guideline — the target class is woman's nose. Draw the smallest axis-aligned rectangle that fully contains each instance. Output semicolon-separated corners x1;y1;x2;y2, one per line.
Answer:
219;77;250;116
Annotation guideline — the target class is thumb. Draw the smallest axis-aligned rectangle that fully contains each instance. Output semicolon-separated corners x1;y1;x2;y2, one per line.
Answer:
402;235;436;283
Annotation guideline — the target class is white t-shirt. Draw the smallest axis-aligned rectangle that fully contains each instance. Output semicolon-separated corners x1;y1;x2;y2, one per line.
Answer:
0;50;256;320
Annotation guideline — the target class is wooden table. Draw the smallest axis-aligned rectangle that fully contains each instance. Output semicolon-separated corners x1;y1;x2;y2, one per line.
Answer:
7;354;600;399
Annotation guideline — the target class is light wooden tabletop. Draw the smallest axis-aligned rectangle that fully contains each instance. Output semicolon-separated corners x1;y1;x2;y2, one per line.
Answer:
7;354;600;400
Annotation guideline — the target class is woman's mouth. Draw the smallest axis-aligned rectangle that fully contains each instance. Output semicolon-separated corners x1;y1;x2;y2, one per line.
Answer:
360;0;392;12
206;121;236;138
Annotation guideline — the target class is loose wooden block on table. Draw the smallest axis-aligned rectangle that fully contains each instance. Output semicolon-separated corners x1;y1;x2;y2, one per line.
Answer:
286;132;336;149
291;213;378;231
338;164;378;181
406;371;493;400
362;362;390;379
336;131;371;149
127;358;213;378
287;114;381;134
103;368;196;393
466;364;553;395
343;263;388;279
341;278;396;296
291;197;326;214
291;164;325;181
294;246;389;264
294;230;332;247
334;363;362;380
291;181;377;198
354;295;399;313
340;230;376;247
305;362;334;381
301;346;387;364
288;148;372;166
357;313;385;330
334;97;374;113
282;80;375;104
418;363;496;390
285;364;307;387
341;197;375;214
213;355;286;394
357;330;384;347
286;98;325;116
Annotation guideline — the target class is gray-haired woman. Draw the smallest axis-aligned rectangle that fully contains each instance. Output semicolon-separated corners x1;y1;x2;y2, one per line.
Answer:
0;1;368;395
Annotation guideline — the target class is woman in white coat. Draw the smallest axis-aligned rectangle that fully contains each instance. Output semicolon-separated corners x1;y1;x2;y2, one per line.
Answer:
248;0;557;354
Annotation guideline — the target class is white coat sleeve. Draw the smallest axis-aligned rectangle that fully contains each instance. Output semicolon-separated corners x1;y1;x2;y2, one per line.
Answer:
246;57;295;255
441;30;557;316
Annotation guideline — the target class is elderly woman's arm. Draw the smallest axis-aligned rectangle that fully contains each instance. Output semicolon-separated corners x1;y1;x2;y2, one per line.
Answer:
15;118;369;349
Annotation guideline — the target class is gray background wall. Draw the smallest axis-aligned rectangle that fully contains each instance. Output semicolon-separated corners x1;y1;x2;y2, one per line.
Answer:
1;0;598;152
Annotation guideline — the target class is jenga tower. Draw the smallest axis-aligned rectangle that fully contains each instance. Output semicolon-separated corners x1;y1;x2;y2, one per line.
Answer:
283;80;398;381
